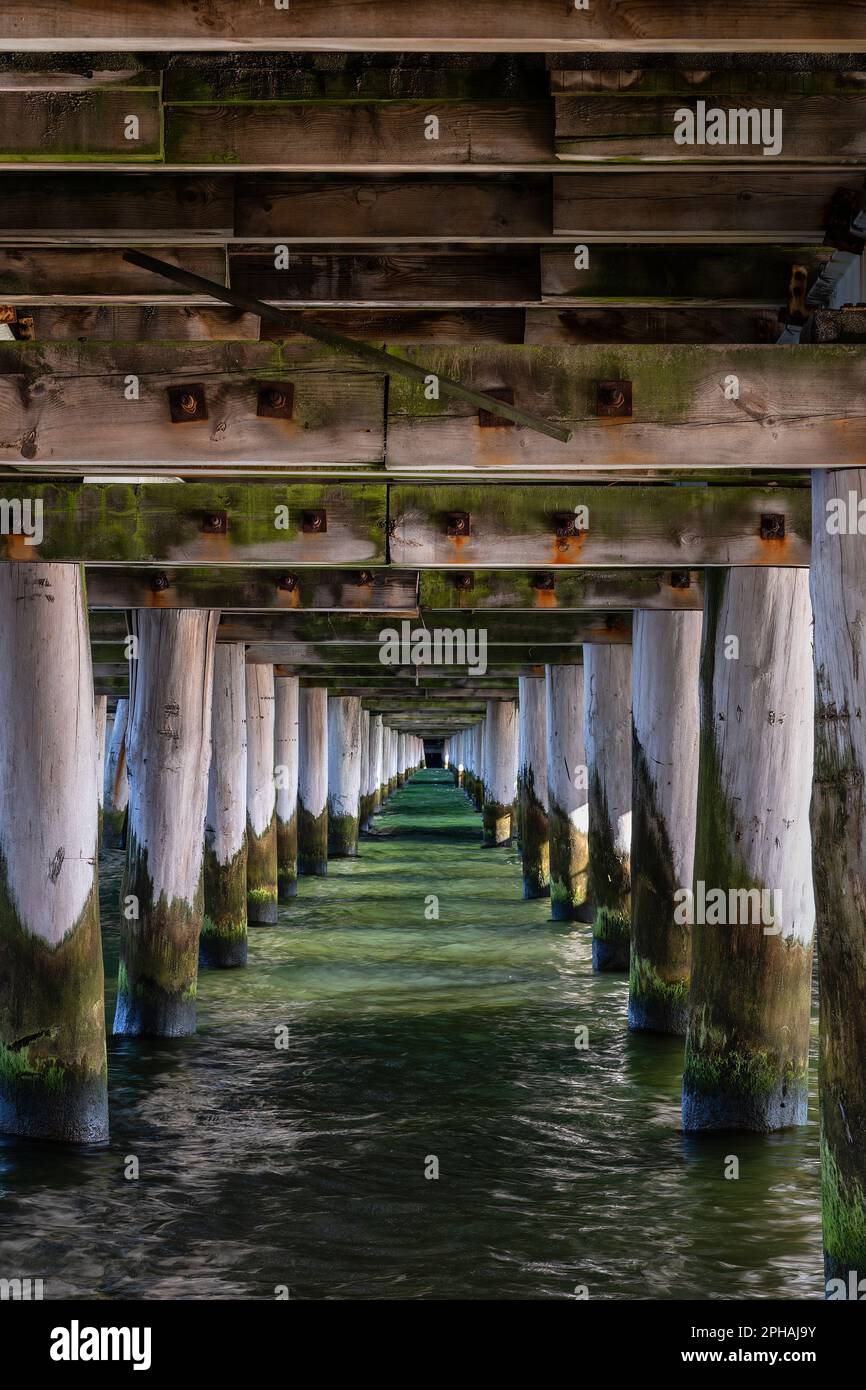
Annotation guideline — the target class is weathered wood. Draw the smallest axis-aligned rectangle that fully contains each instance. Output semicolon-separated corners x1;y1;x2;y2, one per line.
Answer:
94;693;107;841
0;563;107;1142
4;2;865;51
0;246;229;302
518;676;549;899
525;306;782;345
367;711;384;822
202;643;248;967
0;173;233;239
555;92;866;163
541;245;828;307
684;568;814;1131
629;610;702;1034
1;483;389;565
359;707;371;829
86;567;419;614
274;675;299;901
0;368;385;469
102;693;128;848
419;568;703;611
389;484;810;568
328;695;363;856
810;468;866;1286
545;663;589;921
0;89;161;161
235;175;551;241
165;102;554;169
245;663;277;924
298;685;328;875
585;645;632;971
553;171;863;242
115;609;219;1036
26;305;261;342
229;248;540;307
218;611;632;645
386;346;866;475
482;699;518;846
243;641;609;667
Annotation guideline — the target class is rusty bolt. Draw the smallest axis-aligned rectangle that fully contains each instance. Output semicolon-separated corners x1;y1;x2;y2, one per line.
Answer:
150;572;171;593
0;306;17;324
605;614;625;632
445;511;471;537
201;511;228;535
356;570;374;586
760;513;786;541
669;570;692;590
277;574;299;592
553;512;580;539
302;509;327;534
531;572;556;591
168;384;207;423
454;572;475;591
597;380;633;418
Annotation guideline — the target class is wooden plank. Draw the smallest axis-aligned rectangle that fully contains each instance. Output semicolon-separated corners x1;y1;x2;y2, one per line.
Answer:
540;245;828;307
164;102;554;169
524;307;781;344
385;345;866;474
555;92;866;163
418;568;704;610
229;248;540;307
235;175;552;241
0;247;228;303
3;2;866;51
245;641;612;665
0;363;384;468
0;64;161;92
85;567;419;612
0;89;161;161
0;174;233;240
549;68;866;97
24;305;261;341
388;483;810;568
217;611;631;645
0;482;388;564
553;171;860;241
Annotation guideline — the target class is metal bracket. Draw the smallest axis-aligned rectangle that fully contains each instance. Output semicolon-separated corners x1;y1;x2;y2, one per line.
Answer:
445;511;471;538
760;514;785;541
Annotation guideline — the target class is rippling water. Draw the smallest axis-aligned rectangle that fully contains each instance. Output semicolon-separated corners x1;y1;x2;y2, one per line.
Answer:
0;770;822;1300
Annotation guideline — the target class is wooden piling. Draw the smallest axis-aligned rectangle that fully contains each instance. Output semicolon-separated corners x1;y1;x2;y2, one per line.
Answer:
811;469;866;1283
275;675;299;902
684;568;814;1133
518;677;550;899
0;564;108;1142
245;664;278;925
298;687;328;876
545;664;589;922
95;695;107;844
482;700;518;847
328;695;362;857
585;646;633;972
114;610;219;1037
102;696;129;850
369;713;384;820
359;708;371;831
629;612;702;1034
202;644;248;968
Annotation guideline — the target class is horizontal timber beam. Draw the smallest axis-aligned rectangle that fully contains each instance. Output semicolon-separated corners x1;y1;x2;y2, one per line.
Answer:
85;566;419;612
215;611;631;645
2;4;864;51
418;568;703;609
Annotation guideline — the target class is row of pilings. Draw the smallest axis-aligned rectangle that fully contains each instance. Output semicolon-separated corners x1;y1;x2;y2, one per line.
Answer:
1;465;865;1289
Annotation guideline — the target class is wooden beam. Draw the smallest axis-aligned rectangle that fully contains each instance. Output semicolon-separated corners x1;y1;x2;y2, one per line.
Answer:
0;174;234;241
385;345;866;475
215;611;631;645
0;85;162;161
0;247;229;303
389;483;810;568
3;2;865;51
418;568;703;610
553;171;862;243
524;307;782;345
244;641;604;665
85;567;419;613
554;88;866;164
0;481;388;565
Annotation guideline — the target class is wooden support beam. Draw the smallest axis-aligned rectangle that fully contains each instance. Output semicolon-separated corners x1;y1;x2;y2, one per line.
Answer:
418;568;703;610
0;173;234;241
243;641;612;666
85;567;419;613
0;86;161;161
2;3;864;51
215;611;631;645
389;484;810;569
0;482;388;565
525;307;783;345
0;247;230;304
553;172;862;243
385;346;866;475
202;644;248;968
